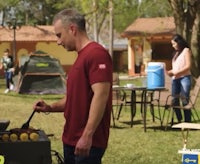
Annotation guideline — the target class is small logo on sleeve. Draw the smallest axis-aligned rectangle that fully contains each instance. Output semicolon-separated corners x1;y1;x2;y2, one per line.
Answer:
98;64;106;69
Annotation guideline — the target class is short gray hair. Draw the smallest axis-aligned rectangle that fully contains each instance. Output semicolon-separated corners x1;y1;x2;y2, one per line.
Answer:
53;8;86;31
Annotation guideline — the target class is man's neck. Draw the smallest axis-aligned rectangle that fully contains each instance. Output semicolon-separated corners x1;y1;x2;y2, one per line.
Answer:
76;33;91;52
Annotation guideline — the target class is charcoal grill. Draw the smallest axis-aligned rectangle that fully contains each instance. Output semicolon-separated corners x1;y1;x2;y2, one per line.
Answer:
0;130;51;164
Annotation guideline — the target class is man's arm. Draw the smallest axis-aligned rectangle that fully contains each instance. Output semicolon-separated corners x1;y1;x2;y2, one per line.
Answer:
75;82;111;156
33;95;67;113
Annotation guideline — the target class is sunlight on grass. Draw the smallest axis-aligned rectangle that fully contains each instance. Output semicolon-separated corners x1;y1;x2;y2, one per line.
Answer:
1;77;200;164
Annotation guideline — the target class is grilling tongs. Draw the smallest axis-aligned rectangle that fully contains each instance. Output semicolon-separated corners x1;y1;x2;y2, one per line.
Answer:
21;110;36;129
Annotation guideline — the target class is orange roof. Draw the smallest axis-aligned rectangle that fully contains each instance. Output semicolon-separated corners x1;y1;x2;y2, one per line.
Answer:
0;25;57;41
121;17;175;37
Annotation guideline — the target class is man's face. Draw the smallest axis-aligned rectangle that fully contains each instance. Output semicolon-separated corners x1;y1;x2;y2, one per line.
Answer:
54;19;75;51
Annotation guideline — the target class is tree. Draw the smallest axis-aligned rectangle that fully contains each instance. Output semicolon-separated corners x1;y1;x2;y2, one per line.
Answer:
168;0;200;77
0;0;60;25
113;0;172;32
78;0;109;42
0;0;172;34
0;0;178;61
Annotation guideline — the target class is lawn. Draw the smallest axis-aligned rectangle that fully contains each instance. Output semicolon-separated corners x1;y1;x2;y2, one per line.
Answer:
1;76;200;164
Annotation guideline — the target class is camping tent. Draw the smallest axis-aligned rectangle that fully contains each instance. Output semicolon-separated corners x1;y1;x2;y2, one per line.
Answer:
17;53;66;94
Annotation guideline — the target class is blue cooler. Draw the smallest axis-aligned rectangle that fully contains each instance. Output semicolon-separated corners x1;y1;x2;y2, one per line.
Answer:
147;62;165;89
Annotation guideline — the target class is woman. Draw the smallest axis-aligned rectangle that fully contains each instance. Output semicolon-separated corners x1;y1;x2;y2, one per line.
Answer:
167;34;192;122
0;49;15;93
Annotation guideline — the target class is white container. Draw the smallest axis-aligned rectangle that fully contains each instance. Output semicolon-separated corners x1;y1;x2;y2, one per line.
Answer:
126;83;134;88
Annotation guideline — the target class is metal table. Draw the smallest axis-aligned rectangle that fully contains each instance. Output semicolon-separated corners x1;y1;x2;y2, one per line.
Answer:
113;86;166;132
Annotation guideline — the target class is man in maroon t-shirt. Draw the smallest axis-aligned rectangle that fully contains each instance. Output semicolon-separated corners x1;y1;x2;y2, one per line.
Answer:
33;8;112;164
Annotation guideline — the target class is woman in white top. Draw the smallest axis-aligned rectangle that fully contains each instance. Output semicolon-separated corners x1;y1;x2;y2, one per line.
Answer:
167;34;192;122
0;49;15;93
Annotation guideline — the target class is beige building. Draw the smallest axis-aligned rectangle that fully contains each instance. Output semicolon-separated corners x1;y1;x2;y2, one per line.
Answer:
0;17;177;77
0;25;127;76
0;25;77;76
121;17;176;76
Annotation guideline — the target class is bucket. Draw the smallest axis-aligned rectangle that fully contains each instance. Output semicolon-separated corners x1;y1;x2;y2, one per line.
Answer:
147;62;165;89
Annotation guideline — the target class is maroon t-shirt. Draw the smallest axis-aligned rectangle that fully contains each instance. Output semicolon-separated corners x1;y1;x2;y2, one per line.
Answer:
62;42;113;148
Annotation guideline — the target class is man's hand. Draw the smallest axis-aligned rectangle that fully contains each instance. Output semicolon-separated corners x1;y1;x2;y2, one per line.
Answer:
74;135;92;157
33;100;51;113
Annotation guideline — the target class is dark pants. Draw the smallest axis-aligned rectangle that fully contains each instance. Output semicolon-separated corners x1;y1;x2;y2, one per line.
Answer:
5;71;14;89
63;144;105;164
172;75;191;122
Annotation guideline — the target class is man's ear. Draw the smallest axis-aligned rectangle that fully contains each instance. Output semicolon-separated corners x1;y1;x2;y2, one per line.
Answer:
69;24;77;35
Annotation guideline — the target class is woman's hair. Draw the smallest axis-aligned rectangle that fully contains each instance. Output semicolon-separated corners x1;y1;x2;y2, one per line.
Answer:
53;8;86;32
4;49;10;53
172;34;190;52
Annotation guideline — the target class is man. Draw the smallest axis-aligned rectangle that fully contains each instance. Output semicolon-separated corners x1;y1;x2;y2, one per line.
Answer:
33;9;113;164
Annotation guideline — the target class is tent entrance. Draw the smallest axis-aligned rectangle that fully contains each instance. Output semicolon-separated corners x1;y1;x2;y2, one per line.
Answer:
17;53;66;94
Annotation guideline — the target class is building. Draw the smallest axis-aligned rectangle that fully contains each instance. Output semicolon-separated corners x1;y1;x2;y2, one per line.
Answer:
121;17;175;76
0;25;77;76
0;25;127;76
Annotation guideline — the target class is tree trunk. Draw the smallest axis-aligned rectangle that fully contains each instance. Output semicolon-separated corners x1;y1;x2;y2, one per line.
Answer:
93;0;98;42
190;2;200;77
109;0;113;58
168;0;200;77
168;0;185;35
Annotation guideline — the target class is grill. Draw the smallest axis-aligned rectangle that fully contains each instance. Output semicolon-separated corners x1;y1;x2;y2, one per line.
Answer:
0;130;51;164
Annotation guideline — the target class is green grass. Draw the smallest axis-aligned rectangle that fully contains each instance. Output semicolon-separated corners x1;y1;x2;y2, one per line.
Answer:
1;77;200;164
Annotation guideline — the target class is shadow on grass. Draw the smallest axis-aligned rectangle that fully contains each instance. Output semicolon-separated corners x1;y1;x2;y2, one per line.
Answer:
110;119;144;129
120;119;143;126
110;125;128;129
146;125;170;131
0;91;64;100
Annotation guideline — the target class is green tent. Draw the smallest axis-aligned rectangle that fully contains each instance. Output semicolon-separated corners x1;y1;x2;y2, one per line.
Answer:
17;53;66;94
